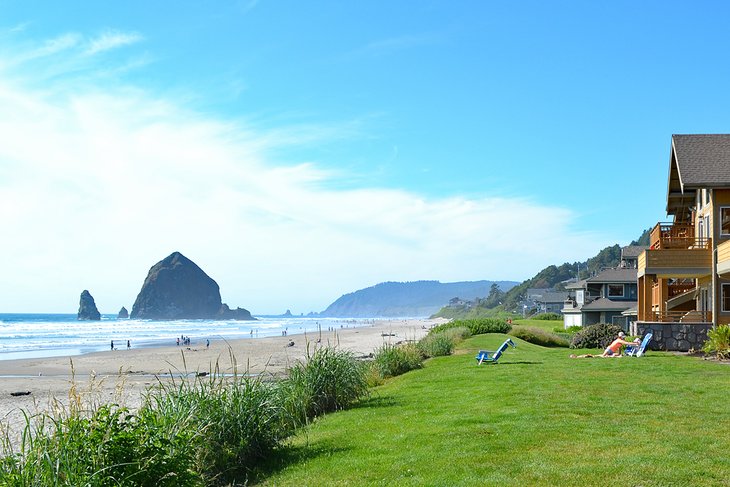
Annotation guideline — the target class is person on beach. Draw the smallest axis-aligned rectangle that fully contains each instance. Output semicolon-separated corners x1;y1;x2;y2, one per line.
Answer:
127;340;130;350
206;339;209;349
110;340;114;351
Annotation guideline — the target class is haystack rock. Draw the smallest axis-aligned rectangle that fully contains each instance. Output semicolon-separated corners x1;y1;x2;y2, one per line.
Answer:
78;290;101;321
117;306;129;319
130;251;255;321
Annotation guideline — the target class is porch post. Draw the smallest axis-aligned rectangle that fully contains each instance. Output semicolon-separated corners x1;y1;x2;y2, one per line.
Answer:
711;189;719;328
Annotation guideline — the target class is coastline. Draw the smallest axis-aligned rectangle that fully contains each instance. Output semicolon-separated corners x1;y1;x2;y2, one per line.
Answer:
0;318;446;440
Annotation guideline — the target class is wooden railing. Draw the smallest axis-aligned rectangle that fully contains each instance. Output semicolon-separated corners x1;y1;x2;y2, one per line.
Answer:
667;283;696;298
649;222;710;250
649;310;711;323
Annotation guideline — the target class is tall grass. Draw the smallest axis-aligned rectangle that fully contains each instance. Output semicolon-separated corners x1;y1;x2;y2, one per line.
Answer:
430;318;511;335
0;344;370;486
509;325;570;347
371;343;423;379
282;345;370;425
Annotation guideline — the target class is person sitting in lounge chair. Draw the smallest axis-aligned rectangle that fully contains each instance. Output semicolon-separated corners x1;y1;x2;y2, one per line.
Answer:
601;332;635;357
570;332;635;358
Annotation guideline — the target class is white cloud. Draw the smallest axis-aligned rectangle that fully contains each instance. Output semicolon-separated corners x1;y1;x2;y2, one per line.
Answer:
85;30;143;55
0;34;612;314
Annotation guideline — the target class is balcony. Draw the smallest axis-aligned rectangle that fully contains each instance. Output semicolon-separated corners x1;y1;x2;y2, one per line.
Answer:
649;222;710;250
645;310;711;323
639;223;712;278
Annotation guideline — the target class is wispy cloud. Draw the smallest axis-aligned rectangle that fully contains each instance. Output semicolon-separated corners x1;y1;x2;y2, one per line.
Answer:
350;33;443;58
85;30;143;55
7;22;31;34
19;32;81;61
0;32;612;314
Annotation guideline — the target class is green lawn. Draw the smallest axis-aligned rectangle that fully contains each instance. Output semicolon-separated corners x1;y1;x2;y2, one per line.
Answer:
256;334;730;486
513;318;563;331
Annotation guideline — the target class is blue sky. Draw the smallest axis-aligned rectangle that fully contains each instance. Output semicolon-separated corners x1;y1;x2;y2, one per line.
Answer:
1;1;729;314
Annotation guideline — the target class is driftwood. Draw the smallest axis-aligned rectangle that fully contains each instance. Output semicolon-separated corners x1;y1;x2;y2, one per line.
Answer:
10;391;31;397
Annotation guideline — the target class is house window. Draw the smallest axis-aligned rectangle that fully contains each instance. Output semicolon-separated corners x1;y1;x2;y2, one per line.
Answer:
608;284;624;297
721;207;730;236
723;284;730;312
704;188;710;206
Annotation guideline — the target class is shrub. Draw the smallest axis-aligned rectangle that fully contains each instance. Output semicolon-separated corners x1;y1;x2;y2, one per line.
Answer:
418;332;456;358
284;345;370;424
510;326;570;347
570;323;624;349
440;326;472;342
556;325;582;334
532;312;562;321
703;325;730;359
372;342;423;379
430;318;511;336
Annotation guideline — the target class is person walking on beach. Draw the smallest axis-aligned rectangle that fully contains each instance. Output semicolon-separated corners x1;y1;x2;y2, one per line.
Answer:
111;340;114;351
206;339;210;349
127;340;131;350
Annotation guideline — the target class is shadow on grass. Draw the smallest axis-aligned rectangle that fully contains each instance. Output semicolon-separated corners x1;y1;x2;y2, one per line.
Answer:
248;443;353;484
350;394;401;410
488;361;543;365
243;394;398;484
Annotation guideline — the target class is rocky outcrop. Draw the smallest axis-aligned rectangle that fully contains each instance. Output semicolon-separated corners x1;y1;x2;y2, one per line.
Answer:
117;307;129;319
130;251;255;321
216;304;254;320
78;290;101;321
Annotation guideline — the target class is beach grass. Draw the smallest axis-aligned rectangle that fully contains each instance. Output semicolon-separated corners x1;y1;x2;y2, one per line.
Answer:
257;334;730;486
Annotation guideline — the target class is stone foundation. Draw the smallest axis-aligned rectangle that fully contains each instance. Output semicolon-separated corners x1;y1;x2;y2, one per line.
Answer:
632;322;712;352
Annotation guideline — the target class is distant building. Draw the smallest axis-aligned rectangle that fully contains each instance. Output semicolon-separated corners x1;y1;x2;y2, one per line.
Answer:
561;246;641;330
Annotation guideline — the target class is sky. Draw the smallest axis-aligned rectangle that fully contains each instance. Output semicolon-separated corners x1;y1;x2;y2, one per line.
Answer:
2;1;730;315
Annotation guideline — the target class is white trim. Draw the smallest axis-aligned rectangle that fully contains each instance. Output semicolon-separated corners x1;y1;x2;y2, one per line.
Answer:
720;206;730;237
722;283;730;313
607;283;625;298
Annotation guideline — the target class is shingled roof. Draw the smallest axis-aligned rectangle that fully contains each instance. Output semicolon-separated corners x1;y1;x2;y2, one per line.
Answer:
668;134;730;218
586;268;637;284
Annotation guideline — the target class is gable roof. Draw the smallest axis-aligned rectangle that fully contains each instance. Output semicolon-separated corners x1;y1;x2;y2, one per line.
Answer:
581;298;636;312
668;134;730;218
586;268;637;284
535;292;569;304
621;245;648;259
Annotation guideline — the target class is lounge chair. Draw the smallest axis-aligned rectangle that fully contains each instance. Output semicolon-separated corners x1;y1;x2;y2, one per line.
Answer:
475;339;516;365
625;332;653;357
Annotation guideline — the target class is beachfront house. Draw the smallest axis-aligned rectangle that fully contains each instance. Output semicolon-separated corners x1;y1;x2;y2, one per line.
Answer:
534;291;569;314
561;254;638;330
636;134;730;351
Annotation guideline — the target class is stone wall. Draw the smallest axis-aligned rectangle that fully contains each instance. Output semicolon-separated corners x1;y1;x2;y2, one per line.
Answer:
633;322;712;352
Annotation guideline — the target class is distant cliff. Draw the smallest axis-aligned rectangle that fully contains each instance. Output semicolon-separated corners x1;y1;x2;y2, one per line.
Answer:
317;280;518;318
130;251;255;320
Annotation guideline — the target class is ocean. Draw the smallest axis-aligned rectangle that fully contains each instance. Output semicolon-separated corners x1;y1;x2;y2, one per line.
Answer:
0;314;369;361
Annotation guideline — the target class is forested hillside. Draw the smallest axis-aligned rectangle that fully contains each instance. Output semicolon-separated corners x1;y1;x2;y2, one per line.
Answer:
317;280;518;317
433;228;651;318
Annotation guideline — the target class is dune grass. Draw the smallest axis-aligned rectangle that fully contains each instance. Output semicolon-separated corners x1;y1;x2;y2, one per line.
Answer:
257;334;730;486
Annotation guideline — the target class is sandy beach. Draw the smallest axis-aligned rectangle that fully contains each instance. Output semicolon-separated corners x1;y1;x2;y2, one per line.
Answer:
0;318;445;441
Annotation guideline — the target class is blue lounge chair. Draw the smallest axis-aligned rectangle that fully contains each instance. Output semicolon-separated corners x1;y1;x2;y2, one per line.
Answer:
475;339;516;365
625;332;653;357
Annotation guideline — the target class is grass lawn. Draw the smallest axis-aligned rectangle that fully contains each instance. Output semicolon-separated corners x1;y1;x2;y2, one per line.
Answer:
513;318;564;332
256;334;730;486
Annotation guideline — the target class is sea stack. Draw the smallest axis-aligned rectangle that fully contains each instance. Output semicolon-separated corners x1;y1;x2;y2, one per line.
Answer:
78;290;101;321
117;306;129;319
130;251;255;321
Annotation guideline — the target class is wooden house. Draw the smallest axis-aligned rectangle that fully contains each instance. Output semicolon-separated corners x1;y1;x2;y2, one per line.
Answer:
636;134;730;350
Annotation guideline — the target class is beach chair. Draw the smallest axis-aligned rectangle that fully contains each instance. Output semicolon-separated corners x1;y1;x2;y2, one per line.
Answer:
475;339;516;365
625;332;653;357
